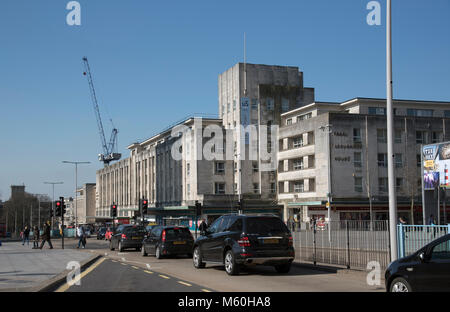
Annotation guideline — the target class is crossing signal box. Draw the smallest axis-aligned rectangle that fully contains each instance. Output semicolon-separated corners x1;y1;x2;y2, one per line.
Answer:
111;204;117;218
55;200;62;217
50;208;54;218
141;199;148;215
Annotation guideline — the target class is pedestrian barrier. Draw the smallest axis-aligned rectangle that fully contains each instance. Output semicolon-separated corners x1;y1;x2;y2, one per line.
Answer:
397;224;450;258
292;220;390;271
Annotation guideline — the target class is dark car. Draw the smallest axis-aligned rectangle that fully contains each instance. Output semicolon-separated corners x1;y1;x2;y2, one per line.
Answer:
192;214;295;275
141;226;194;259
385;233;450;292
97;227;107;240
109;225;146;252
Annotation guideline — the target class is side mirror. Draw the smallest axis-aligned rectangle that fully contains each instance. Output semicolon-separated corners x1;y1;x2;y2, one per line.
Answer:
419;252;426;262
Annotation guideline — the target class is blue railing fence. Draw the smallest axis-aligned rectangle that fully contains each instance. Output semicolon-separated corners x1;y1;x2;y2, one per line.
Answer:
397;224;450;258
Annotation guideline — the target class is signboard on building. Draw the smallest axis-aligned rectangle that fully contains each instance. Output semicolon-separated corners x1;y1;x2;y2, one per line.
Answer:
423;142;450;189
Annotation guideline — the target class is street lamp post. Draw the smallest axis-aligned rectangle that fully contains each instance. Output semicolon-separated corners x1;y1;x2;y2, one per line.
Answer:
387;0;398;262
62;161;90;232
44;182;64;229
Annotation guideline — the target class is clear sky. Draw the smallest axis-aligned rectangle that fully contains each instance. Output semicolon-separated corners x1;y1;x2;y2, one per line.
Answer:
1;0;449;200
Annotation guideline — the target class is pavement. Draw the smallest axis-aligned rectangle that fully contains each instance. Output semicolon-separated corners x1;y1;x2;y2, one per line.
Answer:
0;239;96;292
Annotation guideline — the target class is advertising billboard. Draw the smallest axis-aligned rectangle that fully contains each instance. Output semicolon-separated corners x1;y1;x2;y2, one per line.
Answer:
423;142;450;189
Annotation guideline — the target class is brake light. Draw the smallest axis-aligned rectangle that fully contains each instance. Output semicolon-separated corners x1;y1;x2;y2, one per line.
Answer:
288;236;293;247
162;230;166;242
238;236;251;247
121;234;127;239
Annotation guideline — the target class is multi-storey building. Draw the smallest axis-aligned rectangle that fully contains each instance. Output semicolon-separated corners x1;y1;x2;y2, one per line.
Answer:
278;98;450;224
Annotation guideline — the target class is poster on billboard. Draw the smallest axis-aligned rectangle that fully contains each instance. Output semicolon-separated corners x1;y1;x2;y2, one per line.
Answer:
422;142;450;189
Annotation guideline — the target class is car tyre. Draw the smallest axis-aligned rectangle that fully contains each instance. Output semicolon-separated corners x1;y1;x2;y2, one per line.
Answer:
193;246;206;268
141;246;147;257
118;241;123;252
274;262;291;274
155;245;162;259
224;250;239;276
390;277;412;292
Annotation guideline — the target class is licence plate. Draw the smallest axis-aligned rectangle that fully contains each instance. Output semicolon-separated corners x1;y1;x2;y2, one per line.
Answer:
263;239;279;244
173;241;186;245
132;237;142;240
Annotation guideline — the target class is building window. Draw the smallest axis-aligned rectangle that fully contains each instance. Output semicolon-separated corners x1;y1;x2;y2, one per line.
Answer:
395;154;403;168
297;113;312;122
396;178;403;192
432;131;443;143
308;155;315;168
227;103;230;113
407;109;433;117
368;107;386;115
215;162;225;174
281;98;289;113
270;183;276;194
354;152;362;168
293;136;304;148
293;159;304;171
252;162;259;173
186;163;190;176
395;129;402;143
253;183;259;194
353;128;362;143
378;178;388;193
378;153;387;167
251;99;258;110
187;184;190;197
377;129;387;143
417;154;421;168
286;118;292;125
354;177;363;193
266;98;274;111
309;179;316;192
215;183;225;194
293;181;304;193
233;100;236;111
416;131;428;144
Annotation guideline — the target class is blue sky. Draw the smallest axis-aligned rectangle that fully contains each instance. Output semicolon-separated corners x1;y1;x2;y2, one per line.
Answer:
0;0;449;200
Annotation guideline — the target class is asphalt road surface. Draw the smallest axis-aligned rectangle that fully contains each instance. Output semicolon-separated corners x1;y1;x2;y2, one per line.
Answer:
54;238;385;292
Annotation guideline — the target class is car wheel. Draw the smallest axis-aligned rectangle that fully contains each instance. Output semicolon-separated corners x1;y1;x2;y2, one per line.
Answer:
141;246;147;257
390;277;412;292
155;246;162;259
224;250;239;275
109;241;115;251
193;247;205;268
118;241;123;252
274;262;291;274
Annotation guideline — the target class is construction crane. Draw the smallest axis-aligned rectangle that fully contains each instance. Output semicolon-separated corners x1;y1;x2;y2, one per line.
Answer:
82;56;121;166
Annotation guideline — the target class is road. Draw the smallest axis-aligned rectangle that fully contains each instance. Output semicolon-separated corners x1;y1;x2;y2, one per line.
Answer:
54;238;385;292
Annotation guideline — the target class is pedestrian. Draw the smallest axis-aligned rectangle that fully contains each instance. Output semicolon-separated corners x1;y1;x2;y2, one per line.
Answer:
199;218;208;234
22;225;30;246
32;225;40;249
39;221;53;249
77;225;86;249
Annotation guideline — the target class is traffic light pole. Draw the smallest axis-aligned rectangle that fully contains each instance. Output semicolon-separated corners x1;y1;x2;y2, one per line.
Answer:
60;196;65;250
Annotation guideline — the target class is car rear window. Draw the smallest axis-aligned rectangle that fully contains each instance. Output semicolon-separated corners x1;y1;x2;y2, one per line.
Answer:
245;217;288;235
165;228;192;239
124;227;146;235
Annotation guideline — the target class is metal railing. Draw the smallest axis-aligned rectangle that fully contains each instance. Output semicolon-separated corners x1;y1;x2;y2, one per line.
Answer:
397;224;450;258
292;220;390;270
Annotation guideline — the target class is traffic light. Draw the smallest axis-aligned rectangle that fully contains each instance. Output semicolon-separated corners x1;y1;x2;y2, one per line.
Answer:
111;204;117;218
237;199;243;213
195;200;202;216
55;200;62;217
60;197;66;216
50;207;54;218
141;199;148;215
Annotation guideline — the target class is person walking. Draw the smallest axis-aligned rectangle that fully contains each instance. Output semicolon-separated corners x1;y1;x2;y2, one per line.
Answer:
22;225;30;246
77;225;86;249
32;225;40;249
39;221;53;249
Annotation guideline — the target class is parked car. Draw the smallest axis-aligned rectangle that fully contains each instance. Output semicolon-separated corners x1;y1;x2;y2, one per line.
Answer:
110;225;146;252
192;214;295;275
141;226;194;259
385;233;450;292
97;227;107;240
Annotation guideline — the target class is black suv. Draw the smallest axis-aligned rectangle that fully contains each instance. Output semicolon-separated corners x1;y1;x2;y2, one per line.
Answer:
141;226;194;259
192;214;295;275
109;224;146;252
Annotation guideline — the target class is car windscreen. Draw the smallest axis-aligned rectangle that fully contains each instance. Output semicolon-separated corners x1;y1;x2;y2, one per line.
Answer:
165;228;192;240
245;217;289;235
123;227;146;235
